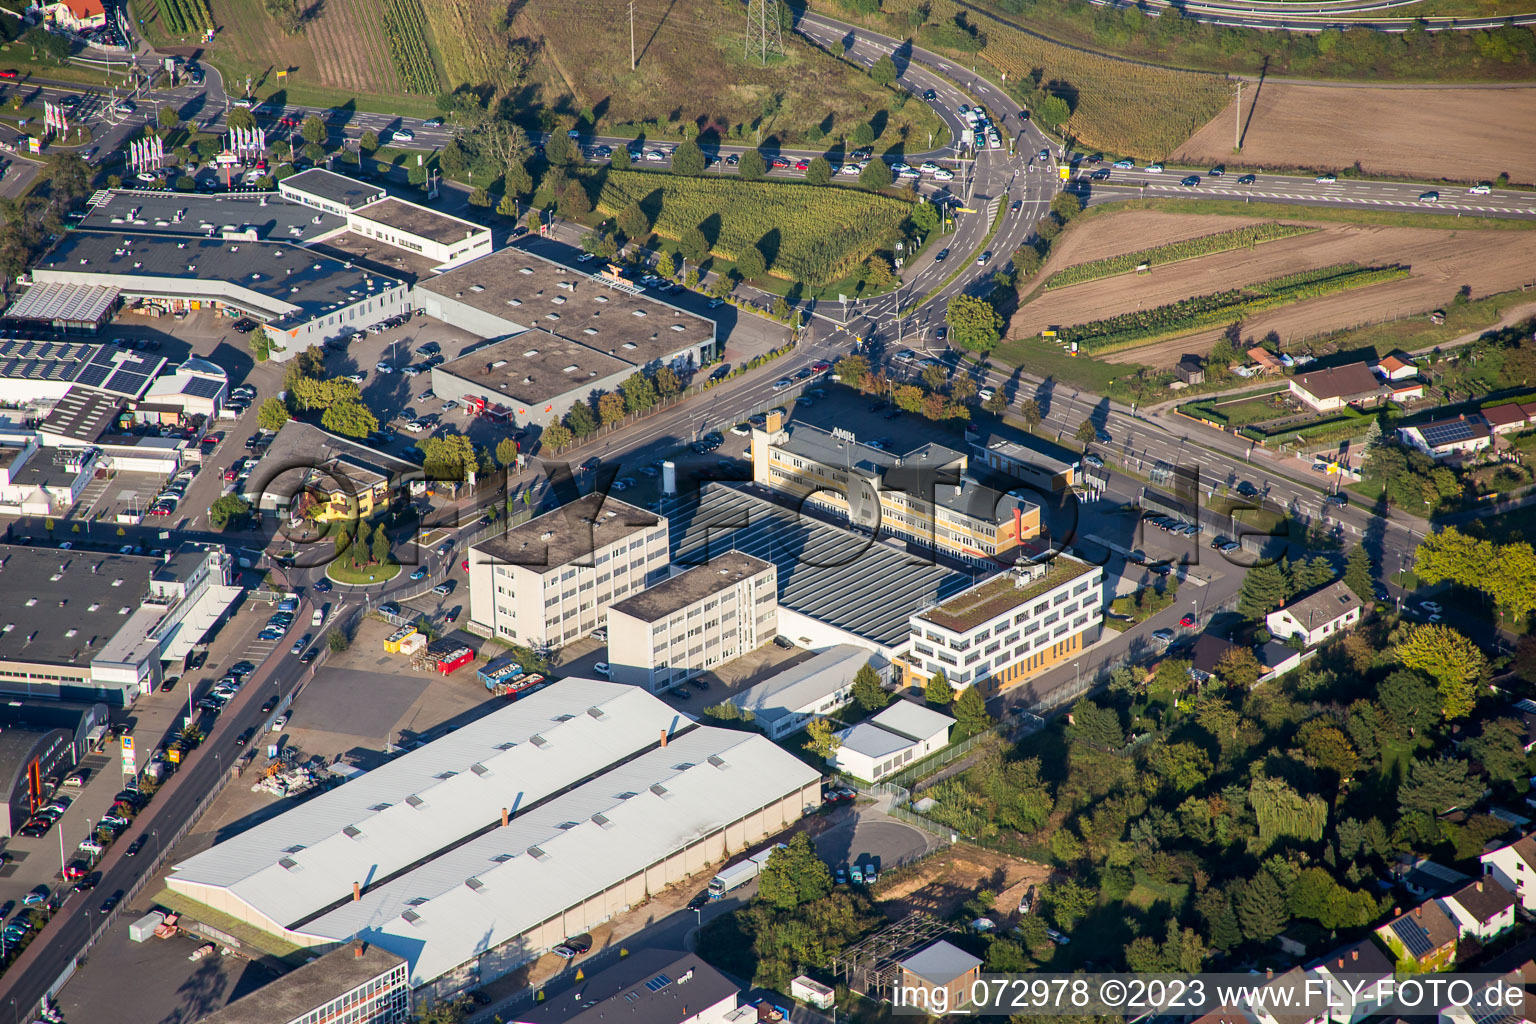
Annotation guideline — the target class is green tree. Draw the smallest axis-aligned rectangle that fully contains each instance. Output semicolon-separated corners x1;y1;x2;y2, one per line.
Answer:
1235;871;1289;942
851;122;875;148
504;159;533;198
672;138;706;175
681;226;710;265
925;669;954;706
655;251;676;280
1466;717;1528;783
1042;879;1095;931
1150;742;1213;793
1237;561;1289;620
620;372;658;413
207;495;252;532
851;662;890;711
496;193;520;218
227;107;257;133
945;295;1003;354
1214;646;1261;689
257;397;290;431
736;244;766;280
544;131;574;167
301;115;327;146
803;717;841;758
1297;720;1358;781
756;833;833;910
559;181;590;219
327;629;350;652
859;158;892;189
332;524;353;563
542;417;573;450
1049;191;1081;222
1248;774;1327;847
952;685;993;739
370;522;391;564
1017;398;1041;430
598;391;625;426
805;156;832;185
1065;699;1123;749
1034;95;1070;129
617;203;649;242
1343;543;1375;602
495;437;519;468
1074;419;1096;446
320;399;378;439
1398;755;1483;814
564;400;598;438
157;105;179;131
870;54;897;85
1014;246;1043;278
739;150;767;181
468;186;493;208
1379;669;1438;737
360;129;379;153
1293;555;1337;592
420;434;477;481
1395;624;1488;720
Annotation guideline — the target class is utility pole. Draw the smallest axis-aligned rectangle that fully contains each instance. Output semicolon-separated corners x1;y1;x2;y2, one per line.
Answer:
1234;80;1241;152
629;0;636;72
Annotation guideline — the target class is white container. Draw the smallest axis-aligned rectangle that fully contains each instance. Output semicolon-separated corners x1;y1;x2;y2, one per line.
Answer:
128;912;165;943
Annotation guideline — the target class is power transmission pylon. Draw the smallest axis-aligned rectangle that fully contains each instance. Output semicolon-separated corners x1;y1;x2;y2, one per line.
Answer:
744;0;783;65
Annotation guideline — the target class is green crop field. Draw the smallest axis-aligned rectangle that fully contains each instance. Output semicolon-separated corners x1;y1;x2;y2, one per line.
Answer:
1046;223;1314;289
1062;263;1412;354
593;169;912;286
382;0;443;94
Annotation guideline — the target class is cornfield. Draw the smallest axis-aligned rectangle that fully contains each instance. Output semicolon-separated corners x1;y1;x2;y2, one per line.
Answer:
1062;263;1411;353
1046;223;1314;289
595;170;912;286
381;0;441;94
155;0;211;34
875;0;1231;156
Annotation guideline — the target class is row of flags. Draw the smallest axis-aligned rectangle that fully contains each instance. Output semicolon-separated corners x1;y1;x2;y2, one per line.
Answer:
129;136;164;171
228;126;266;155
42;101;69;135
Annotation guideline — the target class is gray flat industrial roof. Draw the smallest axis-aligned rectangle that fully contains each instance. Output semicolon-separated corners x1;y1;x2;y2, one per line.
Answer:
309;230;445;284
280;168;388;211
609;552;772;622
474;492;660;575
667;484;976;649
730;644;872;723
40;389;121;442
36;231;401;326
423;247;714;362
776;422;965;480
972;433;1079;476
513;949;740;1024
354;197;487;246
0;339;164;401
196;942;405;1024
0;545;158;667
78;189;346;242
438;329;632;407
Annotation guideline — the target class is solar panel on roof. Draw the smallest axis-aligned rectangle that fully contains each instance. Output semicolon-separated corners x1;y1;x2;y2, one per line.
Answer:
1419;420;1478;447
104;370;150;396
182;377;224;400
644;973;672;992
1389;916;1435;957
73;363;110;388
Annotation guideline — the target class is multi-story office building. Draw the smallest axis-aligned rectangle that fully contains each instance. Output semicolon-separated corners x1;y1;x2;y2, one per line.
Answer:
750;416;1039;565
197;941;410;1024
902;556;1104;697
467;494;669;647
605;553;777;692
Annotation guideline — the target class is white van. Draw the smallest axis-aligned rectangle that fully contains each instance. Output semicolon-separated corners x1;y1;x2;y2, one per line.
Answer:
311;605;326;627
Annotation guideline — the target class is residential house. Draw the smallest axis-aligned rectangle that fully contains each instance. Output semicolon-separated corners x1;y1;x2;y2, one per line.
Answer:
831;700;953;783
1481;401;1536;436
1309;936;1397;1024
1388;380;1426;404
1247;968;1327;1024
41;0;107;32
896;941;981;1014
1397;857;1472;899
1257;640;1304;681
1375;903;1458;970
1483;833;1536;911
1398;416;1493;460
1265;581;1362;647
1438;878;1516;941
1374;354;1418;381
1176;357;1205;386
1511;699;1536;753
1189;634;1238;683
1438;965;1536;1024
1289;362;1386;412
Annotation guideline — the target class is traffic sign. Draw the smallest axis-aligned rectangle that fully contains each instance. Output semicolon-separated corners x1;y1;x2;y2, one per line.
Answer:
1059;167;1070;180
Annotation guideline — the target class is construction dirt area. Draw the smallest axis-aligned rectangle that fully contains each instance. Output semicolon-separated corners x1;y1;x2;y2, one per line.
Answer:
1173;84;1536;185
872;844;1053;921
1008;212;1536;368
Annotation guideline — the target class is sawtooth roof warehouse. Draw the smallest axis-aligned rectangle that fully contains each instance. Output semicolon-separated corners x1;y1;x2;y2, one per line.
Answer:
166;679;821;1003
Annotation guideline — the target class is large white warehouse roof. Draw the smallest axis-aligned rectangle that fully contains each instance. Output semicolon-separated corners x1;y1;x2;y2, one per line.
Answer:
168;679;683;930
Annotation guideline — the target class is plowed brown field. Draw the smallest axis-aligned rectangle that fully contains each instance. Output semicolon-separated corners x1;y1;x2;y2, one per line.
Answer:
1009;214;1536;369
1174;83;1536;185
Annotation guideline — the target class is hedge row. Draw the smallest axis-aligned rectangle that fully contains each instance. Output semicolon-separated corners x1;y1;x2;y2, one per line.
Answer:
1061;264;1411;354
1044;223;1314;289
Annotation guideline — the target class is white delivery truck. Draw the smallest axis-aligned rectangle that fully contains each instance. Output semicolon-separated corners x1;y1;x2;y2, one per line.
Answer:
707;843;786;900
312;604;326;627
